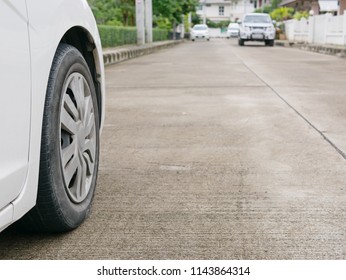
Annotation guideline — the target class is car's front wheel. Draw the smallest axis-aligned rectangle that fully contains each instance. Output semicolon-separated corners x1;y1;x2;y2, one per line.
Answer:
18;43;100;233
265;40;274;47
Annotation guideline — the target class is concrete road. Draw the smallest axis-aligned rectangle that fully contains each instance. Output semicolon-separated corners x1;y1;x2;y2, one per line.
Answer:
1;39;346;259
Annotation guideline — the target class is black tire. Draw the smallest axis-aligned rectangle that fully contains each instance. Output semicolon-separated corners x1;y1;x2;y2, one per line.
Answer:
267;40;274;47
18;43;100;233
238;39;244;46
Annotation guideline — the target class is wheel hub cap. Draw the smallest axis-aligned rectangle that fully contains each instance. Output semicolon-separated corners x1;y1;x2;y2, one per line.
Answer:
59;73;96;203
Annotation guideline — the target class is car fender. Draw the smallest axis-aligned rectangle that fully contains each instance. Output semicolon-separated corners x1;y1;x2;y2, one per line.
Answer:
11;0;105;223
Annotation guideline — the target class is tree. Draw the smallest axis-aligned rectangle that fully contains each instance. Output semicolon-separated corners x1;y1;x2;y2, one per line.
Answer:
270;7;294;21
88;0;135;26
116;0;135;26
88;0;122;25
88;0;199;29
191;13;201;25
153;0;199;26
293;10;309;20
254;0;282;14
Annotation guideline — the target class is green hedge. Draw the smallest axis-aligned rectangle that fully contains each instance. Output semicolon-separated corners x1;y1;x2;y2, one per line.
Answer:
153;28;169;42
98;26;137;47
98;25;169;48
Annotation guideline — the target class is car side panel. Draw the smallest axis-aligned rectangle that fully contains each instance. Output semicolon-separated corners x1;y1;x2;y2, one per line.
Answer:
0;0;31;215
10;0;105;224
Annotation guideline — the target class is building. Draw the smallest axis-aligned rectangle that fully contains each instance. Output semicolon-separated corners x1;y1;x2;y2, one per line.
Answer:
280;0;346;15
196;0;257;22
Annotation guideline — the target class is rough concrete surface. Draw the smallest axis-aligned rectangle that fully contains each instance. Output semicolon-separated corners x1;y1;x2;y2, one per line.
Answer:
1;39;346;260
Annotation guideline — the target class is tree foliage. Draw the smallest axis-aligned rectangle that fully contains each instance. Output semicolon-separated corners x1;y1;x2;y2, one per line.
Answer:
206;19;230;28
254;0;282;14
152;0;199;24
254;0;308;22
274;9;309;22
293;10;309;20
88;0;135;26
88;0;199;29
270;7;295;21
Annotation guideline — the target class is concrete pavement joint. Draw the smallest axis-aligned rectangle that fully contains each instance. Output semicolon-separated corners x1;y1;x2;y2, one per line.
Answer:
237;52;346;161
266;84;346;161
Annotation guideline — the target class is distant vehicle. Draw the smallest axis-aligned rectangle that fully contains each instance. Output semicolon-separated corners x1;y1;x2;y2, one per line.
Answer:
238;13;275;46
226;23;240;38
190;24;210;41
0;0;105;233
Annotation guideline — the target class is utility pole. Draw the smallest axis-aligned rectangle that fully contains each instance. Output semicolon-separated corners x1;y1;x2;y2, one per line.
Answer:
136;0;145;45
136;0;153;45
145;0;153;43
203;0;206;24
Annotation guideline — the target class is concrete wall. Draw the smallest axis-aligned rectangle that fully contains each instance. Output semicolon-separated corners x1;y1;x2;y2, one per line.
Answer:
284;12;346;45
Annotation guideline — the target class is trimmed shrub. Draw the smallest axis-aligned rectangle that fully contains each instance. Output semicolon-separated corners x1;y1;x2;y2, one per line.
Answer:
98;25;137;47
98;25;169;48
153;28;169;42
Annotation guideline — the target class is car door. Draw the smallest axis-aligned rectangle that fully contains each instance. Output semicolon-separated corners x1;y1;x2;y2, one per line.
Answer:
0;0;31;211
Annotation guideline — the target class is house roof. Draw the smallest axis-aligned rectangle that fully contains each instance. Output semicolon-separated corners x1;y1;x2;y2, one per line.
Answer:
280;0;339;11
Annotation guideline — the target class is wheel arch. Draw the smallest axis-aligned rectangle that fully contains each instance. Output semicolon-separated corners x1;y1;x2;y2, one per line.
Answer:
60;27;104;125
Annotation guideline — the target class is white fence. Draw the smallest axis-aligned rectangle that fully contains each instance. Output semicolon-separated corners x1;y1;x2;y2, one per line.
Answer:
284;12;346;45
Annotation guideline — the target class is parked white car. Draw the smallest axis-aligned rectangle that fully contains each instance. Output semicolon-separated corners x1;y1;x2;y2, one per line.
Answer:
226;23;240;38
190;24;210;41
238;13;275;46
0;0;105;233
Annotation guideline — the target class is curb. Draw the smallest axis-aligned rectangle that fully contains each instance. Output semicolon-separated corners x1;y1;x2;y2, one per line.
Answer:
103;40;183;66
298;43;346;58
275;40;346;58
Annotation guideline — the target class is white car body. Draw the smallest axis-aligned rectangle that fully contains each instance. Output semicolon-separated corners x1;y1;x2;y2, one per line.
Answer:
190;24;210;41
238;13;275;46
0;0;105;232
226;23;240;38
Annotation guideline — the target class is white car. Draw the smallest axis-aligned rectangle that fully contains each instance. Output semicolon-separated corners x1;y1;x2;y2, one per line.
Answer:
238;13;275;46
0;0;105;233
190;24;210;41
226;23;240;38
